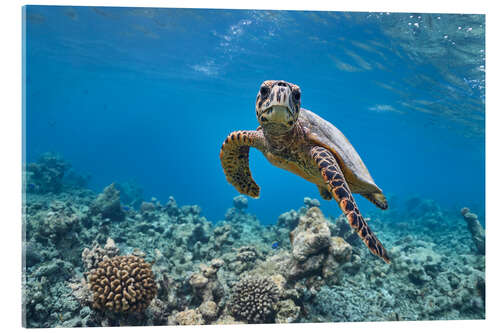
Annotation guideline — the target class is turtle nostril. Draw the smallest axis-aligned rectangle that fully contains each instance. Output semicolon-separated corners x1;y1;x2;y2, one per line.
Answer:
288;121;293;126
261;116;268;122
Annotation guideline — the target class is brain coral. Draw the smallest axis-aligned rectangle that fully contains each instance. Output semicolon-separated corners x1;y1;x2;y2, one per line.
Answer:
87;255;157;313
229;276;280;323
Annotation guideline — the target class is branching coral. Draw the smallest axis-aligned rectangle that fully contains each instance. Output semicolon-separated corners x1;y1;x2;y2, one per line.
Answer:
82;238;120;271
229;276;280;323
229;246;263;275
87;255;157;313
236;246;260;263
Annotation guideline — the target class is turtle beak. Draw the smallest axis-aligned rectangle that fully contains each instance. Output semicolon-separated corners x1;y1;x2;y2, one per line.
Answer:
262;105;294;123
259;85;296;126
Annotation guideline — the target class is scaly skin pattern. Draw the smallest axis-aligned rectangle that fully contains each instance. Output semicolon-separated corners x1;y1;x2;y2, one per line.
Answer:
311;146;390;263
363;192;388;210
220;80;390;263
219;130;264;198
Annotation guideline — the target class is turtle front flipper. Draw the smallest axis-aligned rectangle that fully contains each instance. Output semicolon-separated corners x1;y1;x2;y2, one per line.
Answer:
220;130;265;198
311;146;390;263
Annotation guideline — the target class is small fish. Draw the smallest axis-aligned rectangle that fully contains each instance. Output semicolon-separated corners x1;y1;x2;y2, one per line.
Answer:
123;205;130;211
271;241;279;249
28;183;36;190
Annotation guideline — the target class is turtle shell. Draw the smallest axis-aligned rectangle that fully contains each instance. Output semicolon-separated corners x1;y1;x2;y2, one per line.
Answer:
299;108;382;194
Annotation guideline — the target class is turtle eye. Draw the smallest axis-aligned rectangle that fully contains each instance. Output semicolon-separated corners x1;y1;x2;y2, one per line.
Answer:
260;86;270;97
292;90;301;101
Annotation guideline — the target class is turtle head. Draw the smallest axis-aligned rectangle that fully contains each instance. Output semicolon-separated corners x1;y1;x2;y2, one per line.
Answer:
255;80;301;133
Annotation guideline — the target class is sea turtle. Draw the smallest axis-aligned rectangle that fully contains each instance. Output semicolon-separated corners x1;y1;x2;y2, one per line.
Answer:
220;80;390;263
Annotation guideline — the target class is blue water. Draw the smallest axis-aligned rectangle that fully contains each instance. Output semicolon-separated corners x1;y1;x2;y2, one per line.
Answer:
24;6;485;223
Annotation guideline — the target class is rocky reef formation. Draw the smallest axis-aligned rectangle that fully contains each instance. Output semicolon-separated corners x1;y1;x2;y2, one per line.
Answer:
287;207;352;285
186;259;225;323
90;183;125;222
227;205;353;318
25;153;70;194
25;152;90;194
461;207;485;255
115;181;144;209
290;207;331;262
306;234;485;322
82;238;120;271
22;154;486;327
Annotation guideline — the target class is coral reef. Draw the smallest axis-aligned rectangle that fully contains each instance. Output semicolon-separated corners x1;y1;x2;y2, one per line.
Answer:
330;214;361;247
82;238;120;271
188;259;225;322
90;183;125;221
303;197;320;209
300;199;486;323
26;153;70;194
228;246;263;274
275;299;301;323
88;255;157;313
461;207;485;255
287;207;352;286
290;207;331;261
229;276;280;323
22;154;486;327
232;195;248;210
115;181;144;209
167;258;225;325
306;235;485;322
171;309;205;325
28;200;83;244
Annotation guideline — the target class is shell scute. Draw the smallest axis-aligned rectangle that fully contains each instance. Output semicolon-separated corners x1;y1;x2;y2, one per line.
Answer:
300;108;382;194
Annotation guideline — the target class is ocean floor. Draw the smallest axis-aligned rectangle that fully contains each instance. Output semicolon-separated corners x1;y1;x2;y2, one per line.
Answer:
22;153;485;327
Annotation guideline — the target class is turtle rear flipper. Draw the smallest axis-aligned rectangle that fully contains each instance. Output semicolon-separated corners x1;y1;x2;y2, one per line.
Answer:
311;146;390;263
317;185;333;200
363;192;388;210
220;130;265;198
